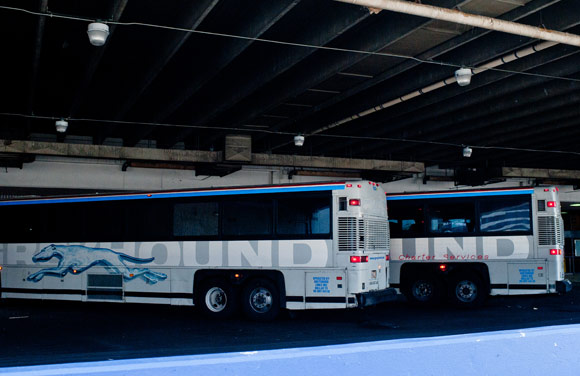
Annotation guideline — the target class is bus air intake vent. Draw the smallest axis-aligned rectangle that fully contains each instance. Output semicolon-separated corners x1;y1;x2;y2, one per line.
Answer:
338;217;389;251
362;218;389;251
556;216;564;245
338;217;357;251
537;216;560;246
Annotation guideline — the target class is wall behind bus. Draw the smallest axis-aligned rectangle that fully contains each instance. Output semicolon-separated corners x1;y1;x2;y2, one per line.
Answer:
0;156;341;192
3;156;580;205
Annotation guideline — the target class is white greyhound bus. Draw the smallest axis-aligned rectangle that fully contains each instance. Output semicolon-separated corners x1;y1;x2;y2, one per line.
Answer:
386;187;571;307
0;181;395;320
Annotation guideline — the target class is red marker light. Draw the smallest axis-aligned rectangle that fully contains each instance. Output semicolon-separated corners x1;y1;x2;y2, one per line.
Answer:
350;256;369;263
349;199;361;206
544;189;550;192
346;183;353;188
357;184;362;188
337;276;343;281
550;249;562;255
385;255;390;261
547;201;556;208
538;266;544;270
439;264;447;272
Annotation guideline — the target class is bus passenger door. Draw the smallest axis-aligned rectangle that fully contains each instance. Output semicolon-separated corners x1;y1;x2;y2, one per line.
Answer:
507;262;547;294
305;271;347;309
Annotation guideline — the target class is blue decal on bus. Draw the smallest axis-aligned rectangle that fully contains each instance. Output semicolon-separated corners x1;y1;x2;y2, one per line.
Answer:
519;269;536;283
27;244;167;284
313;276;330;293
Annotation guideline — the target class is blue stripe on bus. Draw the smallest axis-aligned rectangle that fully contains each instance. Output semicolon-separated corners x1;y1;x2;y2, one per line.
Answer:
0;183;346;206
386;189;534;201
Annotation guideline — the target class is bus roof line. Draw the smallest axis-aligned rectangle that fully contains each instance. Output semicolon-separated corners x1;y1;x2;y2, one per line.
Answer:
0;182;347;206
386;188;535;201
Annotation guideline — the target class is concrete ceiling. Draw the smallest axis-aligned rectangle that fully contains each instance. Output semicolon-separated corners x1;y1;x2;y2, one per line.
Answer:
1;0;580;183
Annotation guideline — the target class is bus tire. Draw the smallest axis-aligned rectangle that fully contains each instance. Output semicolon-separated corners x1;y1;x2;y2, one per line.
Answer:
196;278;238;318
449;273;487;308
241;278;280;321
403;275;442;305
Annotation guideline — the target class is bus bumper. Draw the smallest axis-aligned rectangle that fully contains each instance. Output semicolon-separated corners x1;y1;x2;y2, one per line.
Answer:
556;279;572;294
356;288;397;307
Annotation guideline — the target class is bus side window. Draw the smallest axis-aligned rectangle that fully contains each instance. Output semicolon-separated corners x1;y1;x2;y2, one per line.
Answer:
479;197;531;233
428;202;475;234
222;198;273;236
388;202;425;237
173;201;219;237
277;196;330;236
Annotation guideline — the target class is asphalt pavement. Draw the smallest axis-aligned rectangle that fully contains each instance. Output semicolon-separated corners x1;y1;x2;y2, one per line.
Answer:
1;280;579;368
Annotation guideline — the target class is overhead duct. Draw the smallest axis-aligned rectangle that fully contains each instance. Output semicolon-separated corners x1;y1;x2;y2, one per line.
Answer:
335;0;580;47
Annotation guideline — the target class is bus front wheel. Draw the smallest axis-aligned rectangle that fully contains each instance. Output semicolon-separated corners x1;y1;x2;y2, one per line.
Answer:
241;278;280;321
403;276;442;305
196;278;238;318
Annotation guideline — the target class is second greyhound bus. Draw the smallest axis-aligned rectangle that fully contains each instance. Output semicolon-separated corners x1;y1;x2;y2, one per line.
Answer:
387;187;571;307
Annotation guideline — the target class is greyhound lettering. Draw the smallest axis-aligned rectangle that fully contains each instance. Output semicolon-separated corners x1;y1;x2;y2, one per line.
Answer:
27;244;167;284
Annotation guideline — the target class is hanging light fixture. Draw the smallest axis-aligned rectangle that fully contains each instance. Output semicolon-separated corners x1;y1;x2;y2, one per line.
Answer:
87;22;110;46
462;146;473;158
55;119;68;133
455;68;473;86
294;134;305;147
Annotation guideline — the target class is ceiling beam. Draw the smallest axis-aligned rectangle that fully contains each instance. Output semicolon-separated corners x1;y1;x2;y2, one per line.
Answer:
315;1;580;155
502;167;580;180
0;139;423;174
414;105;580;163
159;1;373;148
124;0;302;147
202;0;472;147
25;0;49;138
257;0;563;151
328;45;580;157
94;0;221;145
68;0;129;118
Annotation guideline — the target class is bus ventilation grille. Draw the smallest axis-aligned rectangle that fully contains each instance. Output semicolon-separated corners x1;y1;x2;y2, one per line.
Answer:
338;217;389;252
537;216;563;246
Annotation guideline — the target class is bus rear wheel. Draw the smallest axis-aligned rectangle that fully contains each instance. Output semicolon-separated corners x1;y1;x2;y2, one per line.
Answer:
196;278;238;318
241;278;280;321
449;273;487;308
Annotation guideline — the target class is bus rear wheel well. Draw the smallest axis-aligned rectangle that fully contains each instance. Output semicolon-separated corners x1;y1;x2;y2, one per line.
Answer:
193;270;287;308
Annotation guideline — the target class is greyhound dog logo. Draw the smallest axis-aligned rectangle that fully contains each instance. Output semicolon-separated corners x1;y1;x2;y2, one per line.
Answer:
27;244;167;284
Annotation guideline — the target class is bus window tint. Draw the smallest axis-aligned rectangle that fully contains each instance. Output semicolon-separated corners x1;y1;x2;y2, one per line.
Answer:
223;199;273;236
277;197;330;235
428;202;475;234
173;202;218;237
388;203;424;237
479;197;531;233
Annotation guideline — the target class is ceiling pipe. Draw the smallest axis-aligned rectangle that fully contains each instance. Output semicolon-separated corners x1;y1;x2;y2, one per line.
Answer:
312;39;558;135
335;0;580;47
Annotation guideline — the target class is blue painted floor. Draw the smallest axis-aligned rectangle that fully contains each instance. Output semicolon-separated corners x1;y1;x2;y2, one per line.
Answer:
2;324;579;376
